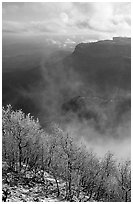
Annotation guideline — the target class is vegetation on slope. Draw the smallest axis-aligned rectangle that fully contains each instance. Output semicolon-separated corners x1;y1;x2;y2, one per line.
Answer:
2;105;131;202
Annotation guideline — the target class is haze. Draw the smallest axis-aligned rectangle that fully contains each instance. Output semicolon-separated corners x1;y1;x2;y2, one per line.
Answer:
2;2;131;160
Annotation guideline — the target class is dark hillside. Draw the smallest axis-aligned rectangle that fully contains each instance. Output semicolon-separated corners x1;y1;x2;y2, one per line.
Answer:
2;66;43;116
2;37;131;128
64;37;131;93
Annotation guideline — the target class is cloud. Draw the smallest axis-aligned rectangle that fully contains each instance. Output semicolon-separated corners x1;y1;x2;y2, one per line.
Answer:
2;20;65;34
71;2;130;35
2;2;131;39
65;38;76;44
2;21;29;33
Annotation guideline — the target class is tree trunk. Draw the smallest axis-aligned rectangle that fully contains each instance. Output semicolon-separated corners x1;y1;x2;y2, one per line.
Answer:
52;171;60;197
88;189;93;200
55;177;60;197
67;160;72;201
125;189;131;202
18;142;22;172
68;178;72;200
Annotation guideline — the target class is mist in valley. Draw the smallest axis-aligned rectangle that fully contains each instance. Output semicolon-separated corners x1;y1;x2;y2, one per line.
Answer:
2;3;131;202
2;34;131;160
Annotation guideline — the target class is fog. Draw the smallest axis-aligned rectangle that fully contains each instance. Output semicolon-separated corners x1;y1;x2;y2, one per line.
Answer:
2;35;131;160
37;49;131;160
65;120;130;159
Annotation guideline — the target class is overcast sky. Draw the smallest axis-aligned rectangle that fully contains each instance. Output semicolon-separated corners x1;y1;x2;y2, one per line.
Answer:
2;2;131;40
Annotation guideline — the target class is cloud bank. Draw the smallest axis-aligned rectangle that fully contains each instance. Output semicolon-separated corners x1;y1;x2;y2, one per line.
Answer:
2;2;131;40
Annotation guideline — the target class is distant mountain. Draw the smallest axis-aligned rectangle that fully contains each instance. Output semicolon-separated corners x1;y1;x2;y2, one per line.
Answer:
64;37;131;93
2;37;131;128
2;45;71;118
61;93;131;133
2;65;44;116
61;37;131;131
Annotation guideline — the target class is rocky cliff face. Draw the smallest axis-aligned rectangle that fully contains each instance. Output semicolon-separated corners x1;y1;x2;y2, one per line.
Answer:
2;37;131;127
64;37;131;93
61;38;131;131
73;37;131;58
